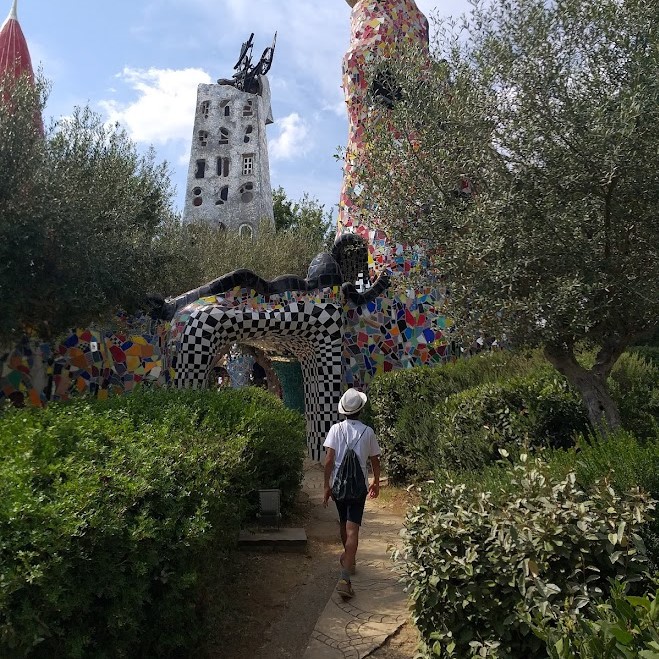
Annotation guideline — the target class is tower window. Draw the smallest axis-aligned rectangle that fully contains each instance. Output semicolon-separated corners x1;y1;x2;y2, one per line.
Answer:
244;125;253;143
193;197;203;207
198;130;209;146
242;155;254;176
221;100;230;117
200;100;210;118
243;100;253;117
195;159;206;179
215;185;229;205
192;187;202;196
240;182;254;203
217;157;230;177
239;224;254;240
219;127;229;145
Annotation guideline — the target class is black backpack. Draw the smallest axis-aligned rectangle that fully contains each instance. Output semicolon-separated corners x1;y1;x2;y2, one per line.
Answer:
332;424;368;502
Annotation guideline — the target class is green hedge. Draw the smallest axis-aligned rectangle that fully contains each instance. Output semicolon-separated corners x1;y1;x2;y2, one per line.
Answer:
628;345;659;367
370;350;658;484
379;370;588;483
0;388;305;658
441;374;586;476
369;351;548;482
96;387;306;511
609;352;659;441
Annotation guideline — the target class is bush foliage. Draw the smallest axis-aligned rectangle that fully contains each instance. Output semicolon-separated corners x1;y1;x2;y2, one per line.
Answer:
609;352;659;441
369;351;547;482
399;455;655;658
402;373;589;480
0;388;305;658
535;583;659;659
370;350;658;484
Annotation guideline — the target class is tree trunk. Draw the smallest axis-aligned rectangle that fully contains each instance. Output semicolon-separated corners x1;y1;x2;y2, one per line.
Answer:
544;345;622;433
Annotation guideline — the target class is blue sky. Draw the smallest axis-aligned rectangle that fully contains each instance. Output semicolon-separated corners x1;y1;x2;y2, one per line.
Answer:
14;0;468;217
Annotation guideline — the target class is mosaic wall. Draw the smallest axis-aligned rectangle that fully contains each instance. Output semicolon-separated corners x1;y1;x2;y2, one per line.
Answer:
0;315;171;406
336;0;452;389
0;284;451;403
344;286;451;389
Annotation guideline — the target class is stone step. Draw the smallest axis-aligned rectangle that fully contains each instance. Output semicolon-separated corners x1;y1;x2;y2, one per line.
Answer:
238;527;308;553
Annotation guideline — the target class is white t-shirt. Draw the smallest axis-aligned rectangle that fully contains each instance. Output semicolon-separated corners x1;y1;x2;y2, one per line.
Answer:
323;419;381;490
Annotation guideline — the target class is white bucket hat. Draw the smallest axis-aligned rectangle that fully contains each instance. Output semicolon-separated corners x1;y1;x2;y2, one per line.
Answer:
338;388;368;415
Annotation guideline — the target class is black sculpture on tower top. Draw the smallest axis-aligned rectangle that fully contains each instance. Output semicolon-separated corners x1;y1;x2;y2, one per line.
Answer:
218;32;277;95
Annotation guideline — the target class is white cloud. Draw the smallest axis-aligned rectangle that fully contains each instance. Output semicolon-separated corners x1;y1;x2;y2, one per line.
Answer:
269;112;310;161
99;67;211;145
323;99;347;118
171;0;350;109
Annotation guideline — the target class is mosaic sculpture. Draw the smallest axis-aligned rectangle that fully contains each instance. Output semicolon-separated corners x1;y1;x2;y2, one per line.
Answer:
0;1;454;462
148;235;388;460
337;0;452;389
218;32;277;94
339;0;429;266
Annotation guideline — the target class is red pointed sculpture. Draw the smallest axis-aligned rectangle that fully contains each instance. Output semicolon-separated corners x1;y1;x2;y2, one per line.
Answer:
0;0;35;83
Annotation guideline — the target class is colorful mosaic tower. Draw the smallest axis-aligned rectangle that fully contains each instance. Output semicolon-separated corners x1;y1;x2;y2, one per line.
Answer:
338;0;452;390
339;0;429;275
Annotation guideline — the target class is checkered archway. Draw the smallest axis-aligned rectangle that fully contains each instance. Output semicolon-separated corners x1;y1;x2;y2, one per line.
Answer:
172;301;344;460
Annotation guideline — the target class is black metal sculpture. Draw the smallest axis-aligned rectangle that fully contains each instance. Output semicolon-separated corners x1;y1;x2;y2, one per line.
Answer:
147;234;390;322
218;32;277;94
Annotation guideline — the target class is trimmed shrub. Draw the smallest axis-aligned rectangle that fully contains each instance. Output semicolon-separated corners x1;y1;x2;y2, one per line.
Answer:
96;387;306;511
399;455;654;658
369;351;547;482
389;372;589;482
370;348;657;484
0;388;305;658
628;346;659;367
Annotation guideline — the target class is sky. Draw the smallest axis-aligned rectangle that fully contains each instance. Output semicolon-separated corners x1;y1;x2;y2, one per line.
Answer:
12;0;470;218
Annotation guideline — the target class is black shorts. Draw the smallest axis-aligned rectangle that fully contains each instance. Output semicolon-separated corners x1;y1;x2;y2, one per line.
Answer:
334;493;368;526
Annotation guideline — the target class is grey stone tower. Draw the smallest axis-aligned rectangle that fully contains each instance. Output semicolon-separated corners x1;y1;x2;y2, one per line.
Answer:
182;37;276;238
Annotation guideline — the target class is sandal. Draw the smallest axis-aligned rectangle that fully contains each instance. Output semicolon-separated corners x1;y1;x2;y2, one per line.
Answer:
336;578;355;598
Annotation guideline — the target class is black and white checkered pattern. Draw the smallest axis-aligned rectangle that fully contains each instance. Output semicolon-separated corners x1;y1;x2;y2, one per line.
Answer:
172;302;344;460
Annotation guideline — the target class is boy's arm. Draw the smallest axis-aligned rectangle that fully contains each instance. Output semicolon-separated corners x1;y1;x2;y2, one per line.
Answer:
323;448;336;507
369;455;380;499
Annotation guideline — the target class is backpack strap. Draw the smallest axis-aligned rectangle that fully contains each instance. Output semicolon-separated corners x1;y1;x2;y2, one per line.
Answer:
342;421;368;452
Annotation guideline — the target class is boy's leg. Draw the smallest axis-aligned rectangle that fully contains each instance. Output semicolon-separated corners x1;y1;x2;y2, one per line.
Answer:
338;494;367;587
342;521;360;573
334;500;354;595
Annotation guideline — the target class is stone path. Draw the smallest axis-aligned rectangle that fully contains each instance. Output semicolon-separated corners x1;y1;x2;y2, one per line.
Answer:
301;461;409;659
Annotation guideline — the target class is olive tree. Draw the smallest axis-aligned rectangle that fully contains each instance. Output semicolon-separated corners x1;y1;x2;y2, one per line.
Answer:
272;186;334;247
358;0;659;430
0;75;176;342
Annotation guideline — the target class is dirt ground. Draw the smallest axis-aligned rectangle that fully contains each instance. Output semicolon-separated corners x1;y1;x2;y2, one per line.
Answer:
207;486;419;659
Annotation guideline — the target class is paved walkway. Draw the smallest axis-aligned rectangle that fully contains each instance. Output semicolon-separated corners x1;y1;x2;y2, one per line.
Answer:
301;461;408;659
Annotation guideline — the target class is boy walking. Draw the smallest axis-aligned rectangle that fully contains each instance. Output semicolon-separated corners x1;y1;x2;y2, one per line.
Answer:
323;388;381;598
